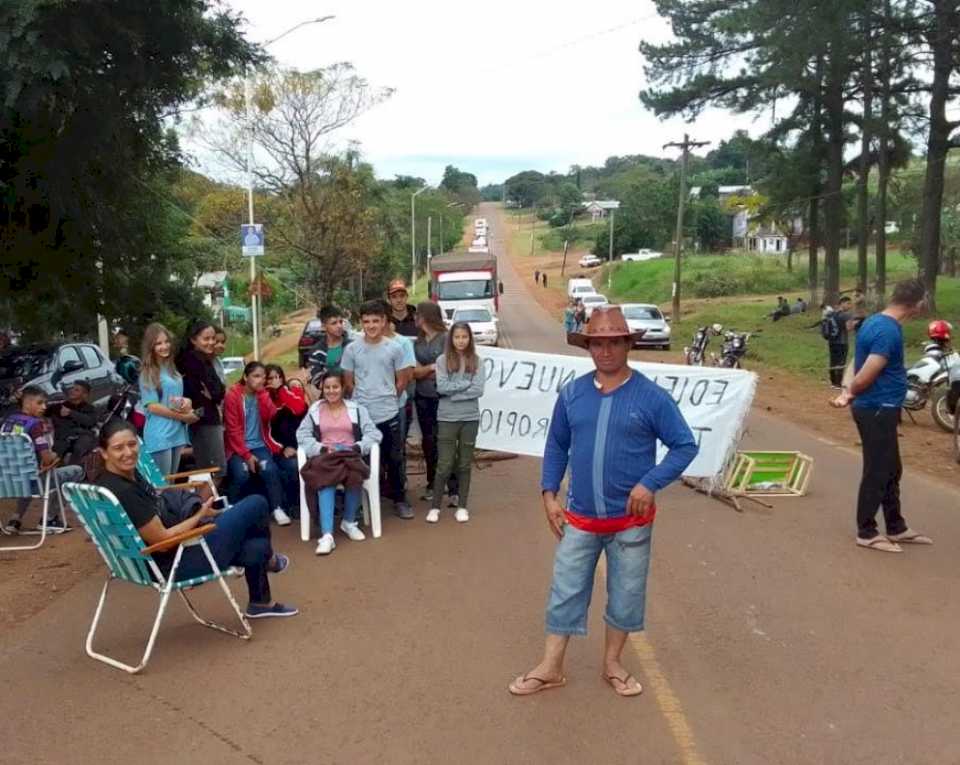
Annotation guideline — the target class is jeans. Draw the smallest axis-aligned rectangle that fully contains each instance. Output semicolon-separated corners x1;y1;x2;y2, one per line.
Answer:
433;420;478;507
852;407;908;540
545;524;654;636
150;446;184;476
414;396;458;494
318;486;362;536
174;495;273;605
189;424;226;474
226;447;293;511
16;464;84;521
375;415;407;503
828;343;848;386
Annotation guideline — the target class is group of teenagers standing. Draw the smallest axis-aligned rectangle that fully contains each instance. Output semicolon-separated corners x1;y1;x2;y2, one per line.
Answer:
134;278;487;558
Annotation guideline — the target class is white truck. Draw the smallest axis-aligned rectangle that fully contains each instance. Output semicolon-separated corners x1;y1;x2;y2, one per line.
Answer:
430;252;499;320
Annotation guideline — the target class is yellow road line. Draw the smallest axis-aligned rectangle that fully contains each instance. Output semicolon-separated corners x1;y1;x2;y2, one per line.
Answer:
599;560;708;765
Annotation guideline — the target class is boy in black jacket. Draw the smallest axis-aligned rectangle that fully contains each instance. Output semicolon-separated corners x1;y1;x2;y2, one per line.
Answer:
51;381;98;463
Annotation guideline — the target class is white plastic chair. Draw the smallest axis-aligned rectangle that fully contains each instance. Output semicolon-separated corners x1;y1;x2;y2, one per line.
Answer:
0;433;70;551
298;443;381;541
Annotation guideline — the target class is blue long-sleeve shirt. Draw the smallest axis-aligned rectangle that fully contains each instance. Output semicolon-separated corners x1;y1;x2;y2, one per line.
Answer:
541;371;698;519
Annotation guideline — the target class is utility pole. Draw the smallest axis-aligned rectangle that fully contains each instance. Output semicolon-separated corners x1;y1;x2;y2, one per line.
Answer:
410;186;427;292
427;216;433;263
606;202;620;291
664;134;710;320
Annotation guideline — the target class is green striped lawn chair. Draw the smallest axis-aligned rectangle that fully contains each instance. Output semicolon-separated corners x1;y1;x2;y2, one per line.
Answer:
0;432;69;551
61;482;251;674
137;447;221;497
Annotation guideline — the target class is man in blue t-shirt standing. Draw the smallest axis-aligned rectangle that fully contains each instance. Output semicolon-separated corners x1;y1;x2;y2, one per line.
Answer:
832;279;932;553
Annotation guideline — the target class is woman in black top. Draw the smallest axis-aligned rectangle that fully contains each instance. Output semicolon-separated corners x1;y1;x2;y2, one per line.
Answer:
176;320;226;474
96;418;298;619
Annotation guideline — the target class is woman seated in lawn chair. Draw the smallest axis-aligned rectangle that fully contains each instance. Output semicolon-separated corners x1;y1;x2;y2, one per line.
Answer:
96;418;299;620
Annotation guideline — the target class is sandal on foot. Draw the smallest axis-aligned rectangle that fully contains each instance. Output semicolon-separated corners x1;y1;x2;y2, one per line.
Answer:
856;536;902;553
508;673;566;696
604;673;643;697
888;529;933;545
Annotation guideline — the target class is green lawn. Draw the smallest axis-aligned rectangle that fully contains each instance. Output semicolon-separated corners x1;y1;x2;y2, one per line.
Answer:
604;250;959;378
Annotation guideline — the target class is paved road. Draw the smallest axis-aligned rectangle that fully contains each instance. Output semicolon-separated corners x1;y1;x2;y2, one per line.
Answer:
2;204;959;764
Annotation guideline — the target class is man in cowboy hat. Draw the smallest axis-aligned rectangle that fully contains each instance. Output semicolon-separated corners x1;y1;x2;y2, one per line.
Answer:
386;279;418;338
509;306;698;698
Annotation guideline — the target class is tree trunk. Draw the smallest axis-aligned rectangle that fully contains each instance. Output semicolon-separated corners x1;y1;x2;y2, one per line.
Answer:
875;0;893;304
822;60;846;307
808;54;825;306
856;21;873;295
918;0;959;314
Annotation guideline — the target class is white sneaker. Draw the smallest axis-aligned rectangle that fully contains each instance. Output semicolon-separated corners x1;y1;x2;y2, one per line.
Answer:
425;508;440;524
340;520;366;541
455;508;470;523
272;508;292;526
315;534;335;555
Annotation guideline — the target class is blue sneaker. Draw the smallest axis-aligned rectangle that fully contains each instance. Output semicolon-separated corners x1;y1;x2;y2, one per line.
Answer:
245;602;299;619
267;553;290;574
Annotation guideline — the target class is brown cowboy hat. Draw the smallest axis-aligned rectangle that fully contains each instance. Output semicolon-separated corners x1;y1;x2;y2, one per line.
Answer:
567;305;645;349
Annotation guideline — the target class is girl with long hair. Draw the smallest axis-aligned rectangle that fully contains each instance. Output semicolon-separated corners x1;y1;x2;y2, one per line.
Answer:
176;319;226;474
413;301;457;505
223;362;300;526
427;322;485;524
264;364;308;512
139;323;197;474
296;371;381;555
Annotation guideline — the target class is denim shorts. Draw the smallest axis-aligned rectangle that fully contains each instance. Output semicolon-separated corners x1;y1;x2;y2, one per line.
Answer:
545;523;654;636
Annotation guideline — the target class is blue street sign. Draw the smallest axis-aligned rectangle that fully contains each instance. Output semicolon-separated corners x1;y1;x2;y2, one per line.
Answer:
241;224;265;257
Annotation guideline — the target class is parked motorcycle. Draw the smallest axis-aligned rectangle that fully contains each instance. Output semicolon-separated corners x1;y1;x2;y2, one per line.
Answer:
102;354;144;433
713;329;759;369
684;324;722;366
903;320;958;432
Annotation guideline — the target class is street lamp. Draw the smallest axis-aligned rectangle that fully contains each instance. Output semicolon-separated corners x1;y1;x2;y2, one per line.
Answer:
410;186;428;292
246;15;335;359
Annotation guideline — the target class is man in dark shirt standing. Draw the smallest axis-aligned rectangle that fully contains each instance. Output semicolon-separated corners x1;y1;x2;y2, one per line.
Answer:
387;280;418;338
832;279;932;553
826;295;854;388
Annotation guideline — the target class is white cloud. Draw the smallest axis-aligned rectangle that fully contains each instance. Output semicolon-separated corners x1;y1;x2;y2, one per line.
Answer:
206;0;765;185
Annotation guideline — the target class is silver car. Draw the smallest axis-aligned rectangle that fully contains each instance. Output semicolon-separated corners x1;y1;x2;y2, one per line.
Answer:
622;304;671;350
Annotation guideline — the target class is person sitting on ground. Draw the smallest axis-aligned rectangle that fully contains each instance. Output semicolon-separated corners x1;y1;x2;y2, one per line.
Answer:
96;418;298;619
1;386;84;533
427;322;486;524
51;381;98;465
223;362;301;527
769;296;790;322
791;297;808;314
264;364;308;513
297;371;382;555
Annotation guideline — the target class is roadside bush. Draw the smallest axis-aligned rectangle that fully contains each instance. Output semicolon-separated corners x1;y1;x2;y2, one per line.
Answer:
690;272;741;297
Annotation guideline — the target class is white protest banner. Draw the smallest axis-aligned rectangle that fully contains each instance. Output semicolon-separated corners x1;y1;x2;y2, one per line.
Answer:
475;346;757;479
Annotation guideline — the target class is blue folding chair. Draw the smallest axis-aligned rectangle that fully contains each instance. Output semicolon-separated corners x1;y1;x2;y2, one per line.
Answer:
137;446;221;497
61;482;251;674
0;432;70;551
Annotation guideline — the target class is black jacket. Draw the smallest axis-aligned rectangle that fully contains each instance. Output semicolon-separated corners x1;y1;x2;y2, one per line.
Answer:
391;305;418;338
176;348;225;426
50;401;97;446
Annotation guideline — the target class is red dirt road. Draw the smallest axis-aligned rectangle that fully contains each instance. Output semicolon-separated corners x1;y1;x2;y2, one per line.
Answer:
1;203;959;764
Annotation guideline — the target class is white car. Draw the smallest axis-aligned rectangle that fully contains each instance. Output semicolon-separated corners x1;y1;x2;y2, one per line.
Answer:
580;294;608;318
578;254;603;268
621;249;662;262
450;306;499;346
221;356;245;377
621;303;671;350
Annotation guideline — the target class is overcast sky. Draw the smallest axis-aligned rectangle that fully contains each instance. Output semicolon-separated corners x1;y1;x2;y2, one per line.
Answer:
206;0;764;186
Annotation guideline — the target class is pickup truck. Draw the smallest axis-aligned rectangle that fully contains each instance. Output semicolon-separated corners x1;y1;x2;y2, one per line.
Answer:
621;249;662;262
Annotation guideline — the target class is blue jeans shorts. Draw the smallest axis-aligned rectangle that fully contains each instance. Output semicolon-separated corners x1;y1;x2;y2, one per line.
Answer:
545;523;653;636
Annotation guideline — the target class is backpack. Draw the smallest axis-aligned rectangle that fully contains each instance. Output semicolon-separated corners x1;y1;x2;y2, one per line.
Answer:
820;315;841;341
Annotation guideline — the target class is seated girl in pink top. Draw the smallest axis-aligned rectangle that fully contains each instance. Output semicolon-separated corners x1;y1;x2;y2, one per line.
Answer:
296;372;381;556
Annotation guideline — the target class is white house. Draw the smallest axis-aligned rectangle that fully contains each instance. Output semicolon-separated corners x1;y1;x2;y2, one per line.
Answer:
747;223;789;253
582;200;621;222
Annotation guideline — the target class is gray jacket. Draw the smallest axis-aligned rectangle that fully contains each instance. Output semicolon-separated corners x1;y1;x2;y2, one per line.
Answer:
296;399;382;457
435;354;485;422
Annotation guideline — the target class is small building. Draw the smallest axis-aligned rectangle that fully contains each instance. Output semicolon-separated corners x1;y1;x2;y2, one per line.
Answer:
581;200;621;222
747;223;789;254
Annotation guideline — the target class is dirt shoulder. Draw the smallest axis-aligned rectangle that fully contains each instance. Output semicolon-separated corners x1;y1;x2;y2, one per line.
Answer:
491;204;959;488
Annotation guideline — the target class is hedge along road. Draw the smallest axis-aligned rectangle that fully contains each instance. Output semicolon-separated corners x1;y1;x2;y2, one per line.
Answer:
0;205;958;765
